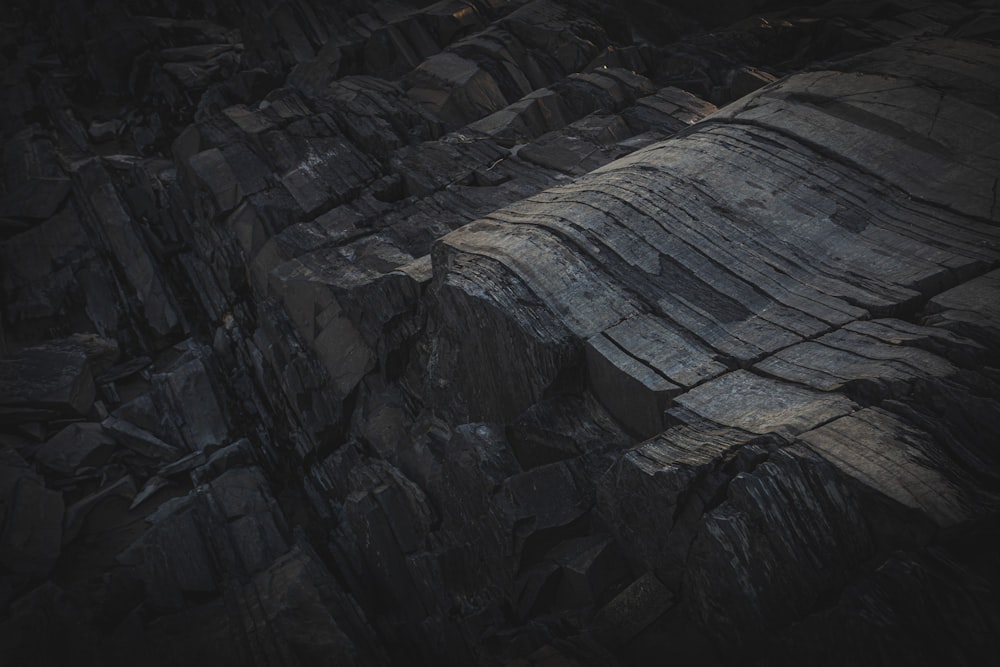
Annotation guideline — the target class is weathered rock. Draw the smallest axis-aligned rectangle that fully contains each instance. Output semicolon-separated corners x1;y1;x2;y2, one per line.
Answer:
507;393;630;469
592;571;675;643
116;497;217;611
0;582;98;665
585;314;726;438
683;446;875;650
423;242;584;422
2;2;1000;665
0;476;65;575
768;532;1000;667
111;390;180;444
670;370;858;437
429;37;1000;438
102;416;184;462
190;438;256;486
923;268;1000;348
722;64;772;97
0;203;103;340
71;158;185;343
54;333;121;376
501;459;593;572
597;422;775;585
0;128;70;221
129;475;172;510
34;421;117;476
799;407;991;526
151;344;230;451
239;544;362;666
117;464;290;612
0;449;37;498
0;343;95;417
713;40;1000;221
63;474;137;543
412;32;1000;663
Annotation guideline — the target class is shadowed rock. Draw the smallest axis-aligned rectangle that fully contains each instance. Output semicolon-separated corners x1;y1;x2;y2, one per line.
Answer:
1;2;998;665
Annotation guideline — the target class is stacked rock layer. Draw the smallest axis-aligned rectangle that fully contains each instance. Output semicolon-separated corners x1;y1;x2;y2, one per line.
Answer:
2;1;999;665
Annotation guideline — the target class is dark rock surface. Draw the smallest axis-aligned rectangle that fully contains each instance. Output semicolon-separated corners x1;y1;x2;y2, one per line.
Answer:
2;0;999;665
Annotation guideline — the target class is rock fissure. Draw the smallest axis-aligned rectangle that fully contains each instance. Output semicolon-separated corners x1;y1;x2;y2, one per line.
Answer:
3;3;1000;666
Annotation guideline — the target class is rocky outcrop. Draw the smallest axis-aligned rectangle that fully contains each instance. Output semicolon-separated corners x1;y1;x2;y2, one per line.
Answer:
2;1;999;665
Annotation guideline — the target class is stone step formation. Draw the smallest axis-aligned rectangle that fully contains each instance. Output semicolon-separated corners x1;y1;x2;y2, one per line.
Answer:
1;1;999;665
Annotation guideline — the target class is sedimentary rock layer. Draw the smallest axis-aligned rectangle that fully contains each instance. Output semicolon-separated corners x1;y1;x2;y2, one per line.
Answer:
1;1;999;665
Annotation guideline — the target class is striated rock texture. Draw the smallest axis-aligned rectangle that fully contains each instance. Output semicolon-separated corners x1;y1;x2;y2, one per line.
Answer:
2;0;999;665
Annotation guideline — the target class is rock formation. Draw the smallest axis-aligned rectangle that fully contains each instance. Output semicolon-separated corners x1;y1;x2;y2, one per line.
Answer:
1;1;999;665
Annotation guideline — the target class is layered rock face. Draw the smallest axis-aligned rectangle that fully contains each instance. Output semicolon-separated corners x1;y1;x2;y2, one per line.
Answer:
2;1;999;665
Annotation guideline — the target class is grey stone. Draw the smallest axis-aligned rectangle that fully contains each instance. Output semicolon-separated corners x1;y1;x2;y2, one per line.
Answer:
71;159;183;339
189;438;255;486
0;344;95;417
102;416;184;462
63;474;137;543
683;447;875;649
34;421;117;476
0;477;64;575
727;66;778;100
152;346;229;452
3;5;1000;666
593;571;675;642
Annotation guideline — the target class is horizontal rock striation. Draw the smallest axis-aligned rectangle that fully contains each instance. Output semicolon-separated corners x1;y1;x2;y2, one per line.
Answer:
1;1;999;665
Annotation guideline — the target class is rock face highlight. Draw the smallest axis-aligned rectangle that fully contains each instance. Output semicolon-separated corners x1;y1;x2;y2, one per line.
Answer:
1;1;999;665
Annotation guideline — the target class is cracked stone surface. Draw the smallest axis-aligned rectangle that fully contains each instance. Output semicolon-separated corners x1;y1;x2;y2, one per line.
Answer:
1;1;999;665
